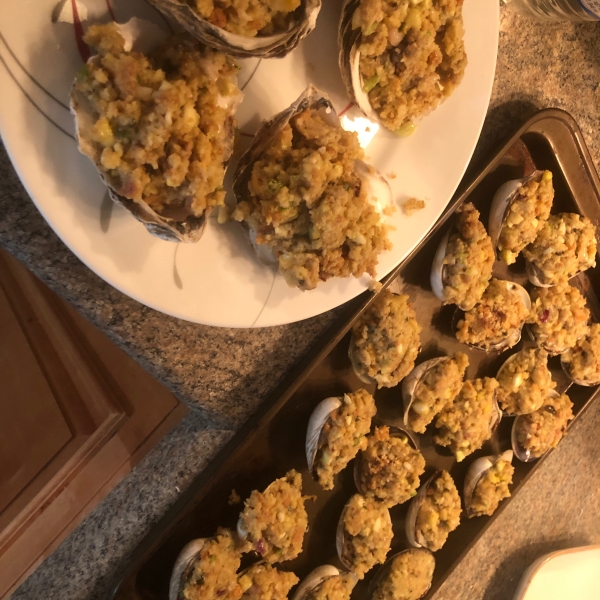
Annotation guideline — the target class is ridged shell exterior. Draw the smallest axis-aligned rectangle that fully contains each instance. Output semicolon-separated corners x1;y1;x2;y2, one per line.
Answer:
71;51;238;242
306;396;343;473
147;0;321;58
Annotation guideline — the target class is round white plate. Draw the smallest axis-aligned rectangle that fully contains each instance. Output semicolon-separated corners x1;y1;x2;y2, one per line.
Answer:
0;0;498;327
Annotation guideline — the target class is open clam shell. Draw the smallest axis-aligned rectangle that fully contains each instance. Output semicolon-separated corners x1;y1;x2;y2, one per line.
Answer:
463;450;513;517
305;396;343;473
430;230;453;307
70;21;241;242
147;0;321;58
335;494;392;575
561;352;600;387
338;0;387;130
511;390;559;462
291;566;357;600
402;357;454;430
232;85;393;270
368;548;435;600
453;281;531;352
353;426;419;496
168;538;207;600
488;170;546;263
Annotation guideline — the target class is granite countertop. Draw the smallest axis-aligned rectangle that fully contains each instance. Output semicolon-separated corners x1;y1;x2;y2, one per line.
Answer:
3;7;600;600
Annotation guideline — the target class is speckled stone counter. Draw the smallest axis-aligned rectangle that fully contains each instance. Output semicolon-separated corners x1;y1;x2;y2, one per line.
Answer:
4;7;600;600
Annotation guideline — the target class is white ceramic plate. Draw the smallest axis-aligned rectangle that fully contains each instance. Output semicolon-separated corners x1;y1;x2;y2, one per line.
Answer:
0;0;498;327
513;546;600;600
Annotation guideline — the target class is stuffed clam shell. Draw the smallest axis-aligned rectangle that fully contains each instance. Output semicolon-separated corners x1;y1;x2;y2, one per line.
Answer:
238;562;299;600
349;290;421;388
71;23;242;242
431;202;495;311
488;170;554;265
454;279;531;352
402;353;469;434
335;493;393;578
291;567;357;600
338;0;468;135
369;548;435;600
405;470;461;552
511;391;574;462
561;323;600;386
147;0;321;58
463;450;514;518
169;529;242;600
305;390;377;490
232;86;393;291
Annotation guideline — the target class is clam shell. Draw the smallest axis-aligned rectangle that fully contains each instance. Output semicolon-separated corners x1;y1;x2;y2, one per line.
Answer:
561;351;600;387
488;170;545;261
233;85;392;271
70;23;241;242
147;0;321;58
405;472;438;549
511;390;559;462
168;538;207;600
430;230;452;306
305;396;343;473
335;494;392;573
527;322;588;356
463;450;513;517
368;549;435;600
453;281;531;352
291;566;346;600
525;260;554;288
401;357;453;430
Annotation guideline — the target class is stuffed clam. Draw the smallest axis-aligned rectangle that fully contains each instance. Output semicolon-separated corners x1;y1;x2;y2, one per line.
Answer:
488;170;554;265
305;390;377;491
527;283;590;354
147;0;321;58
237;470;309;562
335;493;393;579
169;529;242;600
433;377;501;462
431;202;495;311
463;450;514;518
405;471;461;552
369;548;435;600
495;348;556;415
523;213;597;287
291;567;357;600
338;0;467;135
355;425;426;507
511;391;574;462
562;323;600;386
232;86;393;291
402;352;469;433
239;563;299;600
454;278;531;352
71;22;242;242
349;290;421;388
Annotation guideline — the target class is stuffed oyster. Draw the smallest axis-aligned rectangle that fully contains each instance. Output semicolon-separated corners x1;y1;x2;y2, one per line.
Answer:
147;0;321;58
232;86;393;291
71;22;242;242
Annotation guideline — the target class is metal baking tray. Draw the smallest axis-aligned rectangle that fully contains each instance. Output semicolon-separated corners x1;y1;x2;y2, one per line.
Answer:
110;109;600;600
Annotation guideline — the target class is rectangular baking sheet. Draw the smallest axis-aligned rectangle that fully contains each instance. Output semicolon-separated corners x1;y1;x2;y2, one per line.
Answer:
110;109;600;600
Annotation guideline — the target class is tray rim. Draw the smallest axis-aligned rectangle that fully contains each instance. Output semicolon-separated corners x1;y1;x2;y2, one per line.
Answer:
109;107;600;599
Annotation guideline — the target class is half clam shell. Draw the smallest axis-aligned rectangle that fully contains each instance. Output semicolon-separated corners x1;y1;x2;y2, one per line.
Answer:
169;538;207;600
232;85;393;274
368;548;435;600
511;390;559;462
291;566;357;600
561;325;600;386
463;450;513;518
306;396;343;474
453;281;531;352
488;170;551;265
335;494;393;578
405;471;461;551
147;0;321;58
